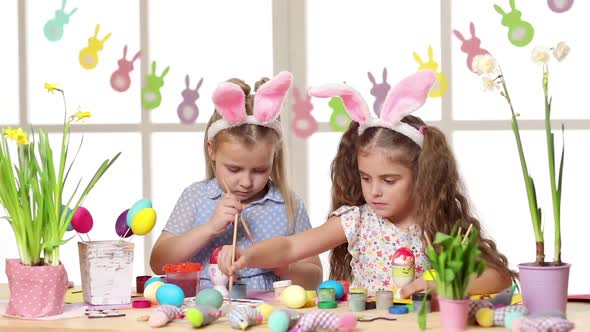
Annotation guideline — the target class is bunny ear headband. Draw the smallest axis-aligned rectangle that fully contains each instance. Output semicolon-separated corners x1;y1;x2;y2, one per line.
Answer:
208;71;293;141
308;70;436;148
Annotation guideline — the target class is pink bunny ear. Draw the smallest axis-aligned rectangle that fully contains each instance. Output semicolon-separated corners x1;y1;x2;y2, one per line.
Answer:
380;70;436;124
212;82;247;125
253;71;293;123
307;84;370;124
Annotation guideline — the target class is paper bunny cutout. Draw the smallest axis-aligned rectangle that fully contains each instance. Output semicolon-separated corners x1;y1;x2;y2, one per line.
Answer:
547;0;574;13
208;71;292;140
177;74;203;124
453;23;491;72
329;96;352;132
413;46;448;98
110;45;141;92
494;0;535;47
368;68;391;116
79;24;111;70
308;70;436;148
142;61;170;110
290;86;318;138
44;0;77;42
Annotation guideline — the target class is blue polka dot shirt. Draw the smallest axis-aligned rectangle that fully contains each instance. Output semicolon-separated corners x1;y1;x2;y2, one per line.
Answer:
163;178;312;290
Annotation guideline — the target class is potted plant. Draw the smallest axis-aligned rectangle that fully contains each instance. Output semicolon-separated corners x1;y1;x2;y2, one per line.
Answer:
471;41;571;315
426;226;486;332
0;83;120;318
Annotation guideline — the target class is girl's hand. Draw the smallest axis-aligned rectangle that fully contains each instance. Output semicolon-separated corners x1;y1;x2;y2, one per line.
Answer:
399;278;436;298
217;245;243;279
208;193;242;236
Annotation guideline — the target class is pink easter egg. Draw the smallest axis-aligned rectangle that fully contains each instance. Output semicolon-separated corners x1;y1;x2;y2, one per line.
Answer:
392;247;415;266
115;209;133;237
71;206;93;234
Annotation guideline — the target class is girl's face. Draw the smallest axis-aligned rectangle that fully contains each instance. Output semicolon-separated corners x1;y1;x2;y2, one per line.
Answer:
357;147;415;224
208;137;274;204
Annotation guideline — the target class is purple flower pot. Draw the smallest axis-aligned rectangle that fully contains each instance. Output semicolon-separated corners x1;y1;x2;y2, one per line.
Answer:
518;262;571;315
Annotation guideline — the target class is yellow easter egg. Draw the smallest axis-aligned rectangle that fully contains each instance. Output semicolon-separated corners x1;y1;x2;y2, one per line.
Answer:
256;303;274;323
131;208;157;235
143;281;164;304
280;285;307;309
475;307;494;327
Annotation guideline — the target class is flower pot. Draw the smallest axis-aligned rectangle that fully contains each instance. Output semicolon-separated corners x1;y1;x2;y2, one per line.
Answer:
78;241;134;305
518;262;570;315
438;297;469;332
5;258;68;318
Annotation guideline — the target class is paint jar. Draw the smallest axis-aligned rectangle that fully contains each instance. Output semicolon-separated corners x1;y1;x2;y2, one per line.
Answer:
163;262;203;297
273;280;292;298
135;275;151;294
348;292;366;312
305;290;317;307
376;290;393;310
349;287;368;297
230;283;247;299
318;288;336;303
412;293;432;313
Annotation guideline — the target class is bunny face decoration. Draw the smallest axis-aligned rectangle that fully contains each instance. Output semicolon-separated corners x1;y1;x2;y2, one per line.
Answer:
79;24;111;70
44;0;77;42
110;45;141;92
413;46;448;98
368;68;391;116
309;70;436;148
177;74;203;124
142;61;170;110
453;23;491;72
290;87;318;138
494;0;535;47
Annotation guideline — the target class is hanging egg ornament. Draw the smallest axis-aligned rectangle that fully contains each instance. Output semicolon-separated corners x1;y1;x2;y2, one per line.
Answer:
71;206;93;234
115;209;133;237
131;208;157;235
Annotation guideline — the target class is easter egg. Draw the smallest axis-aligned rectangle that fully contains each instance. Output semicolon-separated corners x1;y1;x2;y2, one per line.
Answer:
209;246;223;264
186;308;205;327
115;209;133;237
144;281;164;304
280;285;307;309
317;280;345;301
475;307;494;327
195;288;223;309
257;303;274;323
268;310;290;332
131;208;156;235
392;247;415;266
71;206;93;234
144;276;164;288
156;283;185;307
127;198;152;227
61;205;74;231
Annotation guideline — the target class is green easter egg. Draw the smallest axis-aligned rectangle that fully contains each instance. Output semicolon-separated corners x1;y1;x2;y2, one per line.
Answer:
195;288;223;309
268;310;290;332
186;308;204;327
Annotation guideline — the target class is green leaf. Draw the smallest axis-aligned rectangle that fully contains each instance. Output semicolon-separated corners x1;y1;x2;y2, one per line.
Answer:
444;268;455;282
433;232;452;244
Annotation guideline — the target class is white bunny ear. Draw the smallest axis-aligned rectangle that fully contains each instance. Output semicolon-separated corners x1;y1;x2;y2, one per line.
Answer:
380;70;436;124
253;71;293;123
212;82;247;125
308;84;370;124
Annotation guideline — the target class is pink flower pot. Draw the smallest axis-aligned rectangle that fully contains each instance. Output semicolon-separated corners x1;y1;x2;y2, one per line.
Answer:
5;258;69;318
518;262;571;315
438;297;469;332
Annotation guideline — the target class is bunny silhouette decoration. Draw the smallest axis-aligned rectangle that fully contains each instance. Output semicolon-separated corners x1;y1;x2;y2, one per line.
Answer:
368;68;391;116
547;0;574;13
290;87;318;138
453;22;491;72
329;96;352;132
413;46;448;98
110;45;141;92
177;74;203;124
43;0;77;42
494;0;535;47
79;24;111;70
142;61;170;110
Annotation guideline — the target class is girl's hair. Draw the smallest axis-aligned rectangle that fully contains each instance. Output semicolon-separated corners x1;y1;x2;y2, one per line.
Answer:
329;116;516;282
204;77;296;230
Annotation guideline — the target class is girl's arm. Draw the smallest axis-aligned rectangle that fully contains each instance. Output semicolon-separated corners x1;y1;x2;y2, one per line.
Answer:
218;216;347;276
272;256;323;290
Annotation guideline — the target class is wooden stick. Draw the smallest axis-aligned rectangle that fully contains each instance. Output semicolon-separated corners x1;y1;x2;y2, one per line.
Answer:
462;224;473;244
77;232;85;242
228;213;239;303
424;231;433;248
221;179;255;243
457;227;462;237
121;228;131;240
86;233;91;242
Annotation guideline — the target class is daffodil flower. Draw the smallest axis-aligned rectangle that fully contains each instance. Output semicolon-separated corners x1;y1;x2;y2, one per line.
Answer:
44;83;62;94
481;76;498;91
68;111;91;124
553;42;570;62
472;54;497;75
2;127;29;145
531;46;551;64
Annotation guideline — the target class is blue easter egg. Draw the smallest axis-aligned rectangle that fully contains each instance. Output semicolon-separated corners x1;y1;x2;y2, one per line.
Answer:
62;205;74;231
156;283;185;307
144;276;165;288
268;310;290;332
317;280;344;301
127;198;152;227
